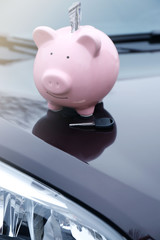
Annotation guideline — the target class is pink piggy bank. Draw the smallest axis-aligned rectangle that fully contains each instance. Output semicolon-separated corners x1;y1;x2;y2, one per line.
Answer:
33;25;119;116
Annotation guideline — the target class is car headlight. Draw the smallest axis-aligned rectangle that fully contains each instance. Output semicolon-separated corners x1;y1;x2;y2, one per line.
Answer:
0;161;126;240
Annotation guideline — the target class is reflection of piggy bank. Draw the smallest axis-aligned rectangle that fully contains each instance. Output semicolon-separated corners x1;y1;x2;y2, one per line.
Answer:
33;102;117;162
33;25;119;116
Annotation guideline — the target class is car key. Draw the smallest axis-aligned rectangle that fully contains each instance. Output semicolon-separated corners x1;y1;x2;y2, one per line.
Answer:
69;117;114;129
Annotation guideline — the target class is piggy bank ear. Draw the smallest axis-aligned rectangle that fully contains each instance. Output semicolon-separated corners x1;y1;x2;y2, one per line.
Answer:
77;32;101;57
33;26;57;48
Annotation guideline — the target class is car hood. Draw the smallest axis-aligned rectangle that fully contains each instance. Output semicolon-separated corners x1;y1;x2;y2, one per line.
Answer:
31;74;160;240
91;75;160;202
0;40;160;239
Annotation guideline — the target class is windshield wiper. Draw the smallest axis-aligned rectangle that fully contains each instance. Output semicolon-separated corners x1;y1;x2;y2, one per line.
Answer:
115;46;160;54
110;31;160;44
0;35;37;65
109;31;160;54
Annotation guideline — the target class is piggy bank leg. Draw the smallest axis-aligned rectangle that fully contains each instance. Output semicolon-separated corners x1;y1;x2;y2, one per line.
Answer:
48;101;62;112
76;106;95;117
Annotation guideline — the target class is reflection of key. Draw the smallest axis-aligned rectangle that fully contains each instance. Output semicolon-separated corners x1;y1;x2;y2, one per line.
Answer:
69;118;114;129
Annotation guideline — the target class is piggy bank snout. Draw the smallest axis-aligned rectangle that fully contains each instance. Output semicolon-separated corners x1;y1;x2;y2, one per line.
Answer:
42;70;71;95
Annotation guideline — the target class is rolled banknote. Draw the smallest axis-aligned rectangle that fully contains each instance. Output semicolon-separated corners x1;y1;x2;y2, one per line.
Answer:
68;2;81;32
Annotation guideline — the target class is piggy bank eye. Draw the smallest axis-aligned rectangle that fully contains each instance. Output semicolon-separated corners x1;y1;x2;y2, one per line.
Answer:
50;52;53;55
66;56;70;59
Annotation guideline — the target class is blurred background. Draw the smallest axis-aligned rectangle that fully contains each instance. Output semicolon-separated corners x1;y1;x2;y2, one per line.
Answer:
0;0;160;37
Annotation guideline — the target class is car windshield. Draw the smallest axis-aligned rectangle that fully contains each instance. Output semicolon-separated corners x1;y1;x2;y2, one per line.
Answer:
0;0;160;37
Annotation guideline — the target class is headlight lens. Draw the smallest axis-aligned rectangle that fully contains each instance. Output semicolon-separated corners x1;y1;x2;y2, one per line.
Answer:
0;161;126;240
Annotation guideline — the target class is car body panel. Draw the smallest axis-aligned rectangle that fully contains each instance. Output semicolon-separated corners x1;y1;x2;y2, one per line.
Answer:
0;117;160;240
